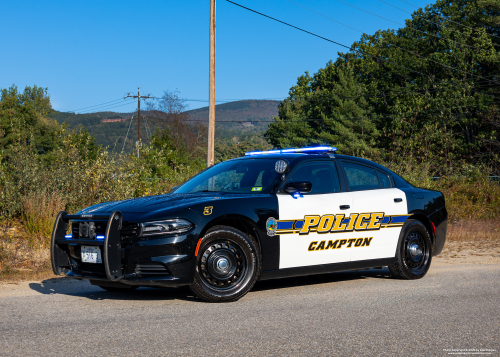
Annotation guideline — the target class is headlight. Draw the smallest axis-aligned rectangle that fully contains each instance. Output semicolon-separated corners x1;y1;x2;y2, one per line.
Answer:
139;219;193;237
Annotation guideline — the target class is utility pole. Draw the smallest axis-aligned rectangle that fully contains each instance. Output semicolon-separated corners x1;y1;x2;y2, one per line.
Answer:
125;87;153;158
207;0;216;167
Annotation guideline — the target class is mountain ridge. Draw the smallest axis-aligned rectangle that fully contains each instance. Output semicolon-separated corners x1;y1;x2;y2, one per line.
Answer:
49;99;280;152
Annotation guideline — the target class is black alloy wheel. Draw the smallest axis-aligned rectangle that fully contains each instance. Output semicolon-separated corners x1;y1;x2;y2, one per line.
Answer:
199;241;247;290
389;219;432;280
190;225;260;303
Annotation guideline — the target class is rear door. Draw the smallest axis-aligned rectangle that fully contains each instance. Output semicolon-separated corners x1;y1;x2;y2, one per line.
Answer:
339;161;409;262
277;160;354;269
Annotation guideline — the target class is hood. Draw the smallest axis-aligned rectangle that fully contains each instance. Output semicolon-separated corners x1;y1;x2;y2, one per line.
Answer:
78;192;262;221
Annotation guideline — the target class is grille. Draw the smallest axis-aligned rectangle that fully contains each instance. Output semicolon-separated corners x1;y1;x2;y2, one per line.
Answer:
72;222;138;241
135;264;169;275
72;222;106;239
121;223;139;242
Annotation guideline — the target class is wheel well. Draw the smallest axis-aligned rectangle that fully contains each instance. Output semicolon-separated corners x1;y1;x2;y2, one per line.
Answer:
408;213;435;252
202;217;261;250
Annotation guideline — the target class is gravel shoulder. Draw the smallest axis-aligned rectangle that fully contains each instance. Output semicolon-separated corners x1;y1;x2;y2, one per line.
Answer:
0;242;499;357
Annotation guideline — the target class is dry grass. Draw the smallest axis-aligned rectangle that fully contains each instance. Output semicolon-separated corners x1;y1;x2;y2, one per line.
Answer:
0;223;56;282
22;192;65;248
447;220;500;242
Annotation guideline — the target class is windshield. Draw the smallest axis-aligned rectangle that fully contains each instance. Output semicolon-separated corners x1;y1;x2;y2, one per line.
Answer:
174;159;282;194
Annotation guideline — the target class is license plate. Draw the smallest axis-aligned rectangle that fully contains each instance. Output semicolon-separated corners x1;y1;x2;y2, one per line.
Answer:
81;245;102;264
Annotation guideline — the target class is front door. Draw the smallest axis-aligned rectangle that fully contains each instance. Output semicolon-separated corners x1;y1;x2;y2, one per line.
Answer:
277;160;354;269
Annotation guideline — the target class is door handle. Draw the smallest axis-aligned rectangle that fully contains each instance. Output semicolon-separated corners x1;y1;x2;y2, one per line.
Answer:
394;198;403;203
339;205;350;210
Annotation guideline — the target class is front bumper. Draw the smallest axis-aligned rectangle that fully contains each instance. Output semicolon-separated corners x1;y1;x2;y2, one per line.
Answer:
50;211;197;287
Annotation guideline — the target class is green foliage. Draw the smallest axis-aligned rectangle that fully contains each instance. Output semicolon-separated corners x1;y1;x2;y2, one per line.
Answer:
0;85;62;155
0;85;204;220
265;0;500;175
266;63;378;156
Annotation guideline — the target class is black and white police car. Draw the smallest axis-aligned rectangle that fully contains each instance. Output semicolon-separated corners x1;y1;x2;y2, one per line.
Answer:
51;146;447;302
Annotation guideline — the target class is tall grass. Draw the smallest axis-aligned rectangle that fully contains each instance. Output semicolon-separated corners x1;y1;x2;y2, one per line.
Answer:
22;191;65;248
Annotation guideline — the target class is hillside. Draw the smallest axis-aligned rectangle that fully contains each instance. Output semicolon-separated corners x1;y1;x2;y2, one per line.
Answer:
187;100;280;138
49;100;280;152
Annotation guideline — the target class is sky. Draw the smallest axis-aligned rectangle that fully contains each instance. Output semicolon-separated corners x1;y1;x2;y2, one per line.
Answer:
0;0;431;113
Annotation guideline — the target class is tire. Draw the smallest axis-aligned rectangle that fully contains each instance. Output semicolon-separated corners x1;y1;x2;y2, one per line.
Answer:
189;225;261;303
389;219;432;280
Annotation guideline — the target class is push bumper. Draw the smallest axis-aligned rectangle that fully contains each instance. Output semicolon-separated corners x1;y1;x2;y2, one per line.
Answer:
50;211;197;287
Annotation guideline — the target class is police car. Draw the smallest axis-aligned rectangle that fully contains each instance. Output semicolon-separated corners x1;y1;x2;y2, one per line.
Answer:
51;147;447;302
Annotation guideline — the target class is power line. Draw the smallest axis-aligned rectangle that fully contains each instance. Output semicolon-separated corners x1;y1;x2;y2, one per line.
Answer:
78;99;137;114
125;87;154;158
399;0;500;41
336;0;495;53
66;98;125;113
287;0;499;84
226;0;499;101
122;114;134;153
132;99;497;125
178;110;496;123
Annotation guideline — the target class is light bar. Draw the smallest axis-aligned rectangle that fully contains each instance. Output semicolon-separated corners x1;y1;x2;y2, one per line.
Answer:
64;234;72;239
245;146;337;156
96;235;105;240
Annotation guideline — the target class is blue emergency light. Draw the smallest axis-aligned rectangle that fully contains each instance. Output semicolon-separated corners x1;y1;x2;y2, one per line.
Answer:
245;146;337;156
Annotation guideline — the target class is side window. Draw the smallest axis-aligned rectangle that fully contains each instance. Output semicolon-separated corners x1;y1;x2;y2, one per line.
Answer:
377;170;392;188
342;162;380;191
288;161;341;194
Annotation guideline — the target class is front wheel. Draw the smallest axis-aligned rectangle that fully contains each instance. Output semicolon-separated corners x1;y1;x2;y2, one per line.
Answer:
389;219;432;280
190;226;261;303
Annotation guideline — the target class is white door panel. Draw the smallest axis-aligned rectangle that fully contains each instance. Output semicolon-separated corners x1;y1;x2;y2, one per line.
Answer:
349;188;408;261
277;192;353;269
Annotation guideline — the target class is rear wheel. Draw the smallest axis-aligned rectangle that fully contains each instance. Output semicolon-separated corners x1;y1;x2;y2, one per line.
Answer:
190;225;260;303
389;219;432;280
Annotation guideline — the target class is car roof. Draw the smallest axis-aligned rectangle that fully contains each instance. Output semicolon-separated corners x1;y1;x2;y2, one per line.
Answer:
234;152;383;168
232;153;329;165
232;152;412;187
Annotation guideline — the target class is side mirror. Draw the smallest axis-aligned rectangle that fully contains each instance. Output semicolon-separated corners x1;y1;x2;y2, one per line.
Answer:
284;181;312;194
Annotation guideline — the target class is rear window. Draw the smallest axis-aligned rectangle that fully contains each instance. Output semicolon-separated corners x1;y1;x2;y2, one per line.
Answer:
377;171;392;188
342;162;380;191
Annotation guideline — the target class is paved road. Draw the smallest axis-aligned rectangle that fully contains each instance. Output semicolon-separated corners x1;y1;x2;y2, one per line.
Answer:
1;263;499;357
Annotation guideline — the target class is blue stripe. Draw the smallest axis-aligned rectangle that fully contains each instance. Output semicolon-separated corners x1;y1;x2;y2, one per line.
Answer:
294;220;304;229
277;221;294;230
390;216;409;224
342;219;350;224
381;216;390;224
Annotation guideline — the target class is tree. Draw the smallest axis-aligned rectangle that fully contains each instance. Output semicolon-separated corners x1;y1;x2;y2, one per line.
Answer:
265;62;378;156
0;85;62;155
145;90;206;160
265;0;500;174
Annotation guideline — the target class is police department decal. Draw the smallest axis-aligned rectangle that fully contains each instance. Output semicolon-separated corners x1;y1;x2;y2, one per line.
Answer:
266;217;278;236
